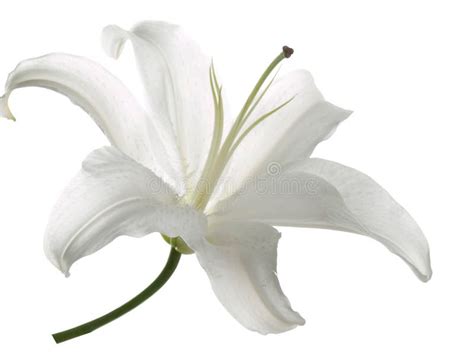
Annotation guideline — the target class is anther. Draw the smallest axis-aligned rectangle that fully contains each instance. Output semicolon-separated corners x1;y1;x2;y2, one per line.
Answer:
282;46;294;58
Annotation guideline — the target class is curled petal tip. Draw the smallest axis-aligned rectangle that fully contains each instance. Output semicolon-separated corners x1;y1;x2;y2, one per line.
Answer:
411;247;432;282
0;94;16;121
418;262;433;283
101;25;129;59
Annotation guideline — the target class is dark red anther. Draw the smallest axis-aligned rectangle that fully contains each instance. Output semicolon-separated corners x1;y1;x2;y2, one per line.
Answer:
282;46;294;58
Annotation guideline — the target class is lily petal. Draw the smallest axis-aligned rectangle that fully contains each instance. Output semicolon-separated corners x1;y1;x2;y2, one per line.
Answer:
180;220;304;334
44;146;206;275
102;22;218;192
214;158;432;281
0;53;183;192
208;70;351;210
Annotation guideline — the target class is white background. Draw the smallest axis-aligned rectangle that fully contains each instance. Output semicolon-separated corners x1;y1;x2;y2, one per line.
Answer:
0;0;472;354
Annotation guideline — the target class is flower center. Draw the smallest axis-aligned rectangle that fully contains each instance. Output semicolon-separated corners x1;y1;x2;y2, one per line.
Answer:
190;46;295;211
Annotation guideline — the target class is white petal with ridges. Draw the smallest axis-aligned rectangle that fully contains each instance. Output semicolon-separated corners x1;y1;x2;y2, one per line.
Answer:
213;158;432;281
44;146;206;275
207;70;351;211
102;22;218;193
0;53;184;192
181;221;304;334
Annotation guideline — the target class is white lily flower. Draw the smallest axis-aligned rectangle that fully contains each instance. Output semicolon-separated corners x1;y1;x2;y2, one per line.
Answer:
0;21;431;336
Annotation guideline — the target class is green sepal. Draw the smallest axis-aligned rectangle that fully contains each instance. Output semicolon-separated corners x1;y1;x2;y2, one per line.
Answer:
161;234;194;254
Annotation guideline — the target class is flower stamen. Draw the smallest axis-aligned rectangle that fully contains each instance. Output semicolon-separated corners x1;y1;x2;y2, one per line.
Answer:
192;46;294;210
226;95;295;159
237;67;281;133
227;47;293;142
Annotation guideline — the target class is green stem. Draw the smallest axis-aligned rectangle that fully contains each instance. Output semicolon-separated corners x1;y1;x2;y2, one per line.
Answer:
52;247;181;344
